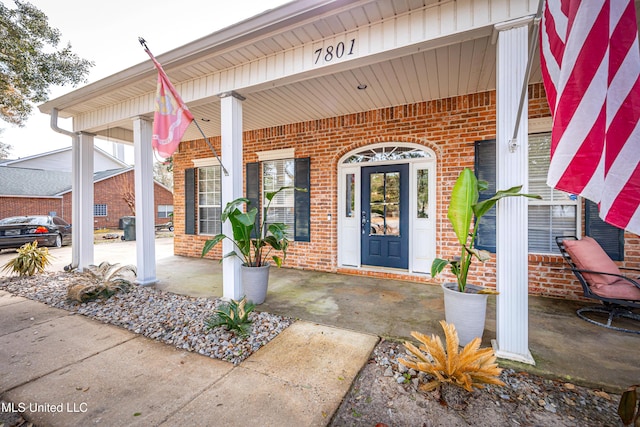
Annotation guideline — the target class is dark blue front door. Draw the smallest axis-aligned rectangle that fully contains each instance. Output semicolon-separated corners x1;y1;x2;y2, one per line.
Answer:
361;164;409;269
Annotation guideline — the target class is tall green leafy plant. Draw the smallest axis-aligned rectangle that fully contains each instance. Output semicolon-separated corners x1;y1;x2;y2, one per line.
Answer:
202;186;306;267
431;168;540;292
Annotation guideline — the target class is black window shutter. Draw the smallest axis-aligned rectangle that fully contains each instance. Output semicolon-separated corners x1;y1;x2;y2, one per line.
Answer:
246;162;260;238
474;139;497;253
294;157;311;242
585;200;624;261
184;168;196;235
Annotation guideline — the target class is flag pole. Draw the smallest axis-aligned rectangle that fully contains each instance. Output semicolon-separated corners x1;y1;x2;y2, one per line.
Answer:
509;0;545;152
191;119;229;176
138;37;229;176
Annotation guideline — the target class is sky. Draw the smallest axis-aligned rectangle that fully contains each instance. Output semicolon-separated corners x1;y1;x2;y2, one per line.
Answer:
0;0;291;161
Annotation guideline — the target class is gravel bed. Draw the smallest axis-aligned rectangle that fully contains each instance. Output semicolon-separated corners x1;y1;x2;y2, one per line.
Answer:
329;339;622;426
0;271;293;365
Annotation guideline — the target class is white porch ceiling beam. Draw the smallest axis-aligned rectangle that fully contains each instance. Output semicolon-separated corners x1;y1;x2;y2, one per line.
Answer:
69;0;539;134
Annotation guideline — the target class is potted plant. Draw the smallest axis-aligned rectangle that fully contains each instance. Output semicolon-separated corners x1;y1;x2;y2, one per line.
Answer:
431;168;540;345
201;186;306;304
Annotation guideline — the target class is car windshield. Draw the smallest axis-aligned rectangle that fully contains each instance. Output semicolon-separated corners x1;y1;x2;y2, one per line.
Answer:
0;216;47;225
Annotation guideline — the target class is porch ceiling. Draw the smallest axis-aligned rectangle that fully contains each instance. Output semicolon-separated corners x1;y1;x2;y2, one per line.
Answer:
96;34;542;143
185;36;542;140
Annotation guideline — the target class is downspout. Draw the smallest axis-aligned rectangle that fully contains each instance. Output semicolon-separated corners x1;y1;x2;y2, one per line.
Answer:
50;108;77;138
50;108;78;271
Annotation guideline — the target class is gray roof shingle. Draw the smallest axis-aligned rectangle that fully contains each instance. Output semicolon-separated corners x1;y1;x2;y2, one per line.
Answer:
0;167;132;197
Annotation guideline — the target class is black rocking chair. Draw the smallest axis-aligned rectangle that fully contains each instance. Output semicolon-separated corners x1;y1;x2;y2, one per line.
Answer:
556;236;640;334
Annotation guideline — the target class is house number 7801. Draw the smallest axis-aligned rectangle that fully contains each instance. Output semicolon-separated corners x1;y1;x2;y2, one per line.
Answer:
314;39;356;64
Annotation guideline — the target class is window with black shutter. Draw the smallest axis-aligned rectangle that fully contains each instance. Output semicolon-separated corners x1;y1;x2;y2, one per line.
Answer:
474;134;618;256
246;157;311;242
198;165;222;235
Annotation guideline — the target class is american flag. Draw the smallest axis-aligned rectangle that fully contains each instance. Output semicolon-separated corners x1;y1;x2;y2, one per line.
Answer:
540;0;640;235
143;47;194;159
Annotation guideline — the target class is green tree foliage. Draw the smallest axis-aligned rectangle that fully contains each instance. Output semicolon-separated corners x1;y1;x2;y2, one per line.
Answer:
0;0;93;126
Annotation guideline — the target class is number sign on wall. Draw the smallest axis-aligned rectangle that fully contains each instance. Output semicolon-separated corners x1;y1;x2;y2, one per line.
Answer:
312;34;357;67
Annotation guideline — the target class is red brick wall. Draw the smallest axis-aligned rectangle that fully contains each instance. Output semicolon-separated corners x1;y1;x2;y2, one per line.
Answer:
172;83;639;300
0;197;64;219
59;171;174;229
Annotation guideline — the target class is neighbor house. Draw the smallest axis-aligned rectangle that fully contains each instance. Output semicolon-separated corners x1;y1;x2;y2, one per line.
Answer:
0;146;173;228
36;0;640;362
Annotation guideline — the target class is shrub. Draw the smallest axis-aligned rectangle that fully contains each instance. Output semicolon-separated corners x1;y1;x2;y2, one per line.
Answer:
205;297;255;338
67;261;136;302
399;320;505;393
1;241;52;276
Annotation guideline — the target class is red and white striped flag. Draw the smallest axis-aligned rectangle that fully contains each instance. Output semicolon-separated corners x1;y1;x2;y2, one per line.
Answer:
144;49;194;159
540;0;640;235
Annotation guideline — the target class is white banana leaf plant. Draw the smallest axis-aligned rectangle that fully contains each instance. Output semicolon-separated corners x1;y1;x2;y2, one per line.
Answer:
202;186;306;267
431;168;541;293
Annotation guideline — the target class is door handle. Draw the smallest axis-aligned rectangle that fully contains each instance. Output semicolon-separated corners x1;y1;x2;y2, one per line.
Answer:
361;210;368;234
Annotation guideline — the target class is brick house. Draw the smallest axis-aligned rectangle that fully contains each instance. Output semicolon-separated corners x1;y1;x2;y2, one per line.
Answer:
172;83;638;299
37;0;640;361
0;166;173;229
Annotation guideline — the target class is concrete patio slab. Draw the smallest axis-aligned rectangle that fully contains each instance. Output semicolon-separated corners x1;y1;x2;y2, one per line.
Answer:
0;290;26;307
0;298;68;336
4;335;234;427
164;366;337;427
243;321;378;392
0;302;133;391
164;322;378;427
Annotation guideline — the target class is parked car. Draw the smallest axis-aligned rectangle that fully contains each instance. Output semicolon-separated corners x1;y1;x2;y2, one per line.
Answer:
0;215;72;250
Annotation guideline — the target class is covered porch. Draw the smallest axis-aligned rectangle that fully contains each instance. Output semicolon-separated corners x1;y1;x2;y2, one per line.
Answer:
38;0;546;364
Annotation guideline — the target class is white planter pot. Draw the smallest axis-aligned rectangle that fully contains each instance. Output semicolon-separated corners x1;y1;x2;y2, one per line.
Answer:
241;264;270;304
442;283;488;346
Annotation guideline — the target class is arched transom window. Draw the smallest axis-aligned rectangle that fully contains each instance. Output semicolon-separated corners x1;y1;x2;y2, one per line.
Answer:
342;146;431;164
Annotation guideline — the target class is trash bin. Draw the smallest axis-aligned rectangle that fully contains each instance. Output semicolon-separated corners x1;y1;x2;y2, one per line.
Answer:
121;216;136;241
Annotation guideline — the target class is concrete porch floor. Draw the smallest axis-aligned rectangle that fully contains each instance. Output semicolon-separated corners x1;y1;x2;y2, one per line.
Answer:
3;237;639;393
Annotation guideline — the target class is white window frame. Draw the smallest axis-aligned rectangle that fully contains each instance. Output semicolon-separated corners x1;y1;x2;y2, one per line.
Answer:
197;164;222;236
527;120;581;254
94;204;107;217
157;205;174;219
261;158;295;235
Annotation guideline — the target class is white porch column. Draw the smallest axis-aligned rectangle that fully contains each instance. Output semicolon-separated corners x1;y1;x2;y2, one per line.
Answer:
132;116;157;286
492;18;535;365
71;132;94;271
220;91;245;300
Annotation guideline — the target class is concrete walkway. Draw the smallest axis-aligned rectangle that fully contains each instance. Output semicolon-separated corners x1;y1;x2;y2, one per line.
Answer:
1;237;639;425
0;290;377;426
